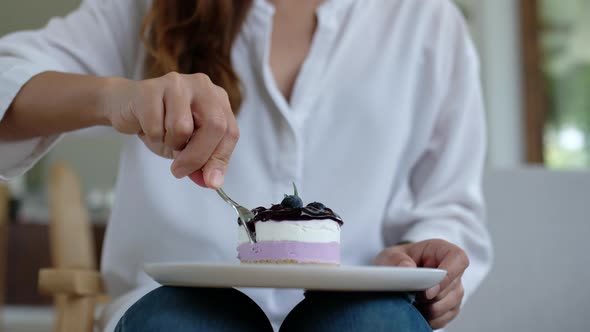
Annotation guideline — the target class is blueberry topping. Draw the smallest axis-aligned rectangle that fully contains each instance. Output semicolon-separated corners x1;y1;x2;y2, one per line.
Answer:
307;202;325;211
281;195;303;208
280;183;303;208
249;183;343;225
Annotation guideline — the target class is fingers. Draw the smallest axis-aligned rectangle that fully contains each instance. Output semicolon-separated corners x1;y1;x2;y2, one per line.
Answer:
419;277;459;302
420;296;457;321
137;96;165;144
171;74;238;188
138;134;175;159
171;110;226;179
435;246;470;294
374;247;417;268
406;239;469;298
376;240;468;330
419;281;464;314
188;170;207;187
428;306;460;330
131;72;238;186
201;88;240;189
417;280;464;330
424;284;441;301
163;73;193;151
433;276;461;301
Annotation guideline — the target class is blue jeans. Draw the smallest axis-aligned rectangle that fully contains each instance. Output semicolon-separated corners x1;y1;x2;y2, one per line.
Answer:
114;287;432;332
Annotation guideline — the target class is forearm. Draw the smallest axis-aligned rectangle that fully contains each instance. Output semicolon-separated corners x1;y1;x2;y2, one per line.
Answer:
0;71;114;141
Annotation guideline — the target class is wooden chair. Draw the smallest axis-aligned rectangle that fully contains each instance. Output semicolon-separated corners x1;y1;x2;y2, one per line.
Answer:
38;161;107;332
0;184;10;321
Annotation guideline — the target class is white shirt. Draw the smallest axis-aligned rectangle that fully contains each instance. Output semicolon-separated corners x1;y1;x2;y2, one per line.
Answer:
0;0;493;330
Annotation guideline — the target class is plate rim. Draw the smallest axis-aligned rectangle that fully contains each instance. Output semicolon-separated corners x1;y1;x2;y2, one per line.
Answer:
143;261;446;291
144;261;446;274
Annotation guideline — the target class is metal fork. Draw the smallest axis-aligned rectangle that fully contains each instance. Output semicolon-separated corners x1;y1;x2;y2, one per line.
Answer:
216;188;256;243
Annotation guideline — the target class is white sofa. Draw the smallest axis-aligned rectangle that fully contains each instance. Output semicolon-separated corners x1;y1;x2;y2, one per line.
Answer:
449;168;590;332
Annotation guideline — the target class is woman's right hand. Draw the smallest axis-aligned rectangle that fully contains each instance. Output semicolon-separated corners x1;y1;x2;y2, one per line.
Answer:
102;72;239;189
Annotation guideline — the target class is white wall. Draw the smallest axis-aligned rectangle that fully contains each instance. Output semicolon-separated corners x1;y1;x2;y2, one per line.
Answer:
0;0;80;35
0;0;124;194
45;130;124;193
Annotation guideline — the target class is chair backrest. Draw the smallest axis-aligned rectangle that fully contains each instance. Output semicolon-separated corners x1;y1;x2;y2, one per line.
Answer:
47;161;97;332
449;167;590;332
48;161;96;270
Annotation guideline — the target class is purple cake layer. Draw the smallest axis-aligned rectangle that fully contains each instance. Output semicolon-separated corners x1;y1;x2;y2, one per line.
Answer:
237;240;340;264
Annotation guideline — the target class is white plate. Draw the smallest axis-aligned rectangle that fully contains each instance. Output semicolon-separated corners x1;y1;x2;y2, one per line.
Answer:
144;262;446;291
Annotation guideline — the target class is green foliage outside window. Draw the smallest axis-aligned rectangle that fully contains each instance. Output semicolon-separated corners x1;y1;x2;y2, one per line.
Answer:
541;0;590;168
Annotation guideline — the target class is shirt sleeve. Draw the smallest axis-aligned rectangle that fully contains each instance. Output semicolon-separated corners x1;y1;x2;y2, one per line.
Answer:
0;0;147;181
387;2;493;303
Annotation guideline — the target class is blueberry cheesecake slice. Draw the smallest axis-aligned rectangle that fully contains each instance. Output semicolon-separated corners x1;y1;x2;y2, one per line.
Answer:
237;184;343;265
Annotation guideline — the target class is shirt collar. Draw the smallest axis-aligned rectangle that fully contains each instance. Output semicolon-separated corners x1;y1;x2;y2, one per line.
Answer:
251;0;356;29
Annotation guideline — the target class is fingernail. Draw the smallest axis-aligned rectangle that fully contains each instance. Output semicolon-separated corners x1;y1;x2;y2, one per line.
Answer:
209;169;224;188
425;285;440;300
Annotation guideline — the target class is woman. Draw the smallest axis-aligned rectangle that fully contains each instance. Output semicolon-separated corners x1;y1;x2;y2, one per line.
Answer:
0;0;492;331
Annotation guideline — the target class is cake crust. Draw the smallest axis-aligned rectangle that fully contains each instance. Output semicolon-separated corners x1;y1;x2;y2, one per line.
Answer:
239;259;338;266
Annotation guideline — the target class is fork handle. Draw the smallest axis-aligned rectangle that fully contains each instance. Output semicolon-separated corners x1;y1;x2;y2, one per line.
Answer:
216;188;237;206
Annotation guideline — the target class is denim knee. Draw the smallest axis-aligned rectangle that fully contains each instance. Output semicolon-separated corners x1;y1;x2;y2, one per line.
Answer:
280;292;431;332
115;286;273;332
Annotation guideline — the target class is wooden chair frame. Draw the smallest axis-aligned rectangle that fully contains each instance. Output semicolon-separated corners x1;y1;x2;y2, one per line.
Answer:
37;161;107;332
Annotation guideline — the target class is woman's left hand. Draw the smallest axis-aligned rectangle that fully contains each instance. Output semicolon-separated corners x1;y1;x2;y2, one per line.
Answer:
374;239;470;330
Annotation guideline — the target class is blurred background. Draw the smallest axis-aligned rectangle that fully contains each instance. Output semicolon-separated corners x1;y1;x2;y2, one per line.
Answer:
0;0;589;331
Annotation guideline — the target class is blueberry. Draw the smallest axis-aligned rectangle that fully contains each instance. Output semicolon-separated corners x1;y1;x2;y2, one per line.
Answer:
307;202;325;211
280;182;303;208
281;195;303;208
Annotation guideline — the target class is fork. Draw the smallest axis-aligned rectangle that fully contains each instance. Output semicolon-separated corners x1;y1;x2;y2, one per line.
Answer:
216;188;257;243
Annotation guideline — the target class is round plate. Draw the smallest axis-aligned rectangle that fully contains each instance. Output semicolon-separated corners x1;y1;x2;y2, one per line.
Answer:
144;262;446;291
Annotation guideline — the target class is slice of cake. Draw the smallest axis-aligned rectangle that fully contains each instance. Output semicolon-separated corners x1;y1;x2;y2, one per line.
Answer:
237;184;343;265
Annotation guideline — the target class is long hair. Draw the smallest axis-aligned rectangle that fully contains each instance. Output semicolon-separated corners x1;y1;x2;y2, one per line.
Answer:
141;0;253;113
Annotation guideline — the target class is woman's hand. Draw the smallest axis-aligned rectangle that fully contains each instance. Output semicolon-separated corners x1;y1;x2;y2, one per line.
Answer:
374;239;469;330
103;72;239;189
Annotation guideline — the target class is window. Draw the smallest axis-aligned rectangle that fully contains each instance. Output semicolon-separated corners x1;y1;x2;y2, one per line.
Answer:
523;0;590;168
541;0;590;168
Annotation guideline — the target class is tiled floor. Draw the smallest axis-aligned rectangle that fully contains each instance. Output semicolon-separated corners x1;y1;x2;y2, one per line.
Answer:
1;306;54;332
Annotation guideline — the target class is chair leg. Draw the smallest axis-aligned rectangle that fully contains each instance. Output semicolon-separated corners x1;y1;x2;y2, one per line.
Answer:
54;295;96;332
